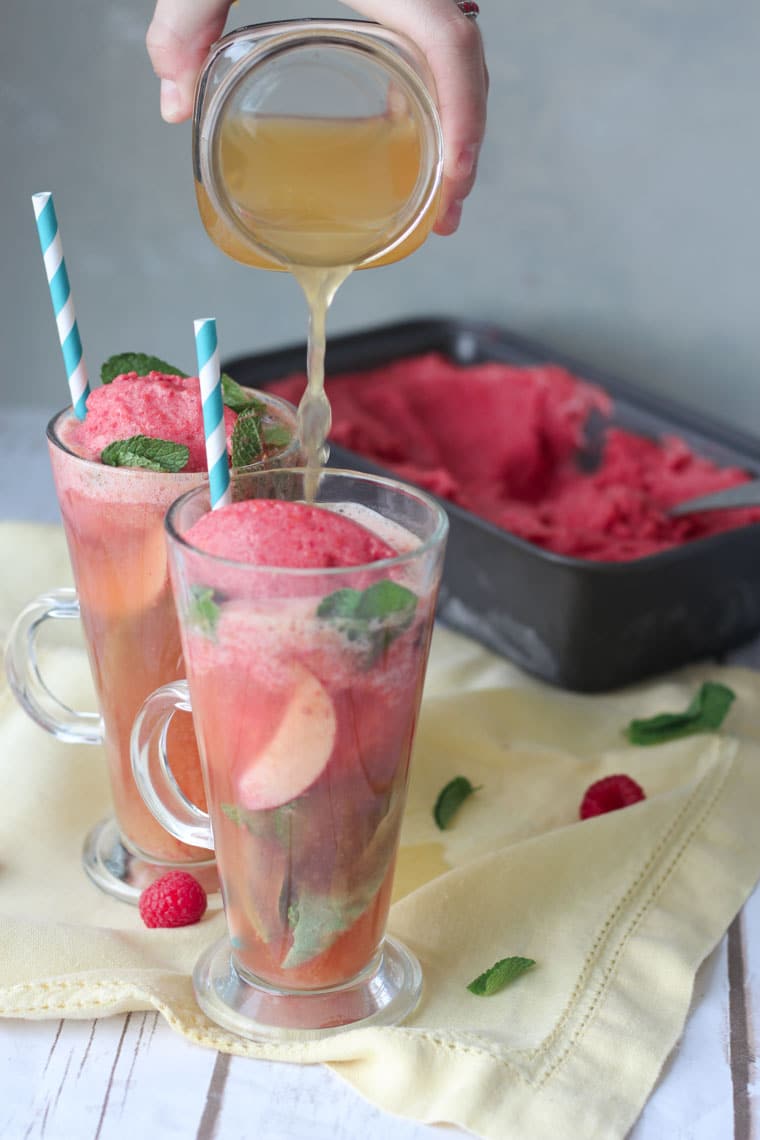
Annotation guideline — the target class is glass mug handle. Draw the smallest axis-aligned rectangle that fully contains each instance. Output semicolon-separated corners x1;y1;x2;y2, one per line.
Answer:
4;587;104;745
131;680;214;851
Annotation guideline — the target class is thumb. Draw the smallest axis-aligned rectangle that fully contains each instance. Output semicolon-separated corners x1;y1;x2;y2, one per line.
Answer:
146;0;232;122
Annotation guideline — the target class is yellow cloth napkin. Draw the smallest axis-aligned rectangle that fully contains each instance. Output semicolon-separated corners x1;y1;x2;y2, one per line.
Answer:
3;521;760;1140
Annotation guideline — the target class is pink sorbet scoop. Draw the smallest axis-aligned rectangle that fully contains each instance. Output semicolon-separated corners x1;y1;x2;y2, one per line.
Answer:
67;372;236;472
185;500;398;568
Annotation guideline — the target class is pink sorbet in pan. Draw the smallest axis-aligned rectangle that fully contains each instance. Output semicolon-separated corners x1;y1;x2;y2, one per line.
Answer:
65;373;237;473
268;352;760;562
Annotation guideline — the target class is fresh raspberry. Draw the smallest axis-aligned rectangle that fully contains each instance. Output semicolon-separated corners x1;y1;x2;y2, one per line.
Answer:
580;775;645;820
138;871;207;929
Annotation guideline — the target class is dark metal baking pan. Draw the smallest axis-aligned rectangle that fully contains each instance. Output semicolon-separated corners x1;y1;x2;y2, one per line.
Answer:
223;318;760;692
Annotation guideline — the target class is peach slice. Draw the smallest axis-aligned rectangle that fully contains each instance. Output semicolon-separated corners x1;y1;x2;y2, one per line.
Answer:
237;663;337;811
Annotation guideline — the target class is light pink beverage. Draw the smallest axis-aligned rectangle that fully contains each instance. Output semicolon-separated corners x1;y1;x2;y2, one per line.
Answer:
47;383;299;877
131;470;447;1035
188;592;430;987
176;499;438;990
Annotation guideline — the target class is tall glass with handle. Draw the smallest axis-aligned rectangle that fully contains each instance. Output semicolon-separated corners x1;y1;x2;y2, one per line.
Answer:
5;393;299;902
131;467;448;1039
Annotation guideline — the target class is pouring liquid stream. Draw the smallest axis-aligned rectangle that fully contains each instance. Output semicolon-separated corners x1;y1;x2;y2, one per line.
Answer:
197;111;440;499
293;266;352;501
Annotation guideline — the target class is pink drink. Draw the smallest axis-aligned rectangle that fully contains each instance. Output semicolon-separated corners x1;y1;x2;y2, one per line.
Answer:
178;499;437;990
47;378;298;871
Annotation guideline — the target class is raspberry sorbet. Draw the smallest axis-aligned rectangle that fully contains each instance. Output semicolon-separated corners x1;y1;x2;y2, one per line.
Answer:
66;372;237;472
269;353;760;561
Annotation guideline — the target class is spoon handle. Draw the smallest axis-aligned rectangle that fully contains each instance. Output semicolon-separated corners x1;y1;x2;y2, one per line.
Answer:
669;478;760;516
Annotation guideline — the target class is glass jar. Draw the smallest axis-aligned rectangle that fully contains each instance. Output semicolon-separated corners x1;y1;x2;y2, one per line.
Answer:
192;20;444;271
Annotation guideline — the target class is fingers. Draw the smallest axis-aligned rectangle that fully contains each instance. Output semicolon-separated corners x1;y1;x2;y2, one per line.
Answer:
146;0;232;122
344;1;488;234
421;8;488;235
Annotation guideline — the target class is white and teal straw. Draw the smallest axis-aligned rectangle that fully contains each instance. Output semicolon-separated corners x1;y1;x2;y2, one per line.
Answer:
32;192;90;421
194;318;231;510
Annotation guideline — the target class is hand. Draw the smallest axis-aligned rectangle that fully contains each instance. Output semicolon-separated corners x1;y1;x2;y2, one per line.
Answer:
346;2;488;235
146;0;488;234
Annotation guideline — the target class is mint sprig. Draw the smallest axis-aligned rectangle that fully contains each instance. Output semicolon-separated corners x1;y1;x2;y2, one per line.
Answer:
220;802;295;943
284;893;361;969
317;580;418;665
356;580;417;622
433;776;481;831
317;588;366;622
221;372;266;414
221;801;295;845
187;586;220;638
467;957;536;996
100;435;189;472
231;407;263;467
625;681;736;746
101;353;187;384
262;424;292;450
283;793;403;968
221;803;246;826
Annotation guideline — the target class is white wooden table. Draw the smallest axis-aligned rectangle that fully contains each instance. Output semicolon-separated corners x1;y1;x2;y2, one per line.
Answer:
1;406;757;1140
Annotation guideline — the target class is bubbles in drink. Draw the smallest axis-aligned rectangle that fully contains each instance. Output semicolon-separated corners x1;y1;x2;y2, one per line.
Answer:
328;502;419;554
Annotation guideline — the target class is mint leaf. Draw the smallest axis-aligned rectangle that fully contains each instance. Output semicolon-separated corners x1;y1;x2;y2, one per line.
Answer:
625;682;736;746
433;776;480;830
100;435;189;472
222;372;266;414
220;802;292;944
187;586;220;637
317;579;418;665
101;353;186;384
231;407;263;468
283;792;403;968
262;424;292;450
221;802;245;825
220;800;295;844
467;957;536;996
284;893;358;969
317;588;362;621
356;580;417;622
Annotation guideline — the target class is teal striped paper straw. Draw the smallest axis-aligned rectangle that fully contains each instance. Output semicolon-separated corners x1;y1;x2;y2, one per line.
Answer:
195;318;231;510
32;192;90;421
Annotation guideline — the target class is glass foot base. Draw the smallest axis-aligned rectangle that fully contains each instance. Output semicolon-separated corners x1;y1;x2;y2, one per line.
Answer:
82;816;218;904
193;934;423;1041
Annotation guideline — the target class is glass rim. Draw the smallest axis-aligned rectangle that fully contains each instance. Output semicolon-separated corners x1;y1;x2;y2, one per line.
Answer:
203;20;440;105
165;466;450;576
46;389;301;474
210;17;417;46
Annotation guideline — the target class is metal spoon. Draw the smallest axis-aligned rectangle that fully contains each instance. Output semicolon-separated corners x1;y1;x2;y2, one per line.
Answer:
669;479;760;517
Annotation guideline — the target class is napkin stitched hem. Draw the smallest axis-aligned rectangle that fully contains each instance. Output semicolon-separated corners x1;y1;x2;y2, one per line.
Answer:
517;739;731;1085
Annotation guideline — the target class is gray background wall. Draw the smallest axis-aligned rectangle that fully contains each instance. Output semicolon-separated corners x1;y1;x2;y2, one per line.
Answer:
2;0;758;437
